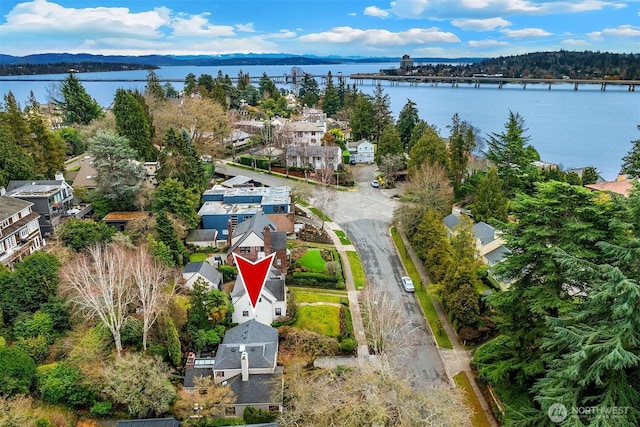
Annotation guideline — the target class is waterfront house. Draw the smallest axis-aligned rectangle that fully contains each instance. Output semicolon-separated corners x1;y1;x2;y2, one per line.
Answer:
0;194;44;269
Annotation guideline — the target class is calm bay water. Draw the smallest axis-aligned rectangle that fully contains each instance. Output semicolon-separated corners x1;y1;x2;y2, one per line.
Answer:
1;62;638;181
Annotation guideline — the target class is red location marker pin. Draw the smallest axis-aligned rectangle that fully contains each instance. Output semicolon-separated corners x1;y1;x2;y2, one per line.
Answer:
232;252;276;312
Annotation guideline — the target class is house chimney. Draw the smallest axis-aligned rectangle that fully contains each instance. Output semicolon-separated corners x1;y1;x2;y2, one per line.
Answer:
54;171;64;181
0;187;5;196
241;349;249;382
227;219;233;247
263;226;272;256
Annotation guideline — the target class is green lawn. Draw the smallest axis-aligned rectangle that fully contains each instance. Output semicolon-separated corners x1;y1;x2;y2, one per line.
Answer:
293;305;341;337
189;253;208;262
334;229;351;245
309;207;332;222
346;251;366;290
298;248;326;272
390;226;453;349
454;372;494;427
291;288;346;304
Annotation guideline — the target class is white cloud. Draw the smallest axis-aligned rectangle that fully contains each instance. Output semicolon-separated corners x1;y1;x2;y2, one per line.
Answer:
468;39;509;47
298;26;460;46
502;27;553;38
601;25;640;37
451;17;511;31
348;12;357;16
269;30;297;39
170;15;235;37
562;38;590;46
235;23;256;33
364;6;390;17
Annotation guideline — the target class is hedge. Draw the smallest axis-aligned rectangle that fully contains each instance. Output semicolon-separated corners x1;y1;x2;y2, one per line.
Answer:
287;272;340;288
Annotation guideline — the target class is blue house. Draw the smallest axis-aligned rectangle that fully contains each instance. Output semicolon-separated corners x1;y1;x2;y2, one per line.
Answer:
198;185;293;242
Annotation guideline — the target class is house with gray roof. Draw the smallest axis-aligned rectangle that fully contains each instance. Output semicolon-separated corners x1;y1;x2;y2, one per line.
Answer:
183;319;283;417
226;211;288;273
182;261;223;290
0;194;44;269
231;265;286;326
286;145;342;171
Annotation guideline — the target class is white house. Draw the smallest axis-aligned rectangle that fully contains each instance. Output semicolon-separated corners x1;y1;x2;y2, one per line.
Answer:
223;130;252;148
182;261;223;290
347;139;375;164
286;145;342;171
231;265;286;325
288;120;326;146
0;195;44;269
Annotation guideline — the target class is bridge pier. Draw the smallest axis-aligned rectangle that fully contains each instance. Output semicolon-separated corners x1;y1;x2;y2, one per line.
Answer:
523;82;527;90
601;82;607;91
574;83;579;91
630;84;636;92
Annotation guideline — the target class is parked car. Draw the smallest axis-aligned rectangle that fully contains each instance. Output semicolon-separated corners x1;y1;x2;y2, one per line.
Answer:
371;179;380;188
401;276;415;292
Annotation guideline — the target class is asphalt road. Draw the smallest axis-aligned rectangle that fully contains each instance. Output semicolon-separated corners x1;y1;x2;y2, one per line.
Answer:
216;162;447;385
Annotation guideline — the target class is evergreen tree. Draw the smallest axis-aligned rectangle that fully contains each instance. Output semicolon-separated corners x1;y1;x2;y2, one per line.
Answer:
157;127;206;193
375;125;403;165
447;113;477;193
55;73;103;125
407;120;431;153
1;91;31;152
532;241;640;426
112;88;156;161
474;181;625;418
25;92;66;178
620;125;640;178
152;178;201;230
88;130;144;210
298;73;319;107
350;93;374;142
581;166;600;185
144;69;166;102
259;73;279;101
371;85;393;144
321;72;340;117
0;124;35;187
407;126;449;172
396;99;419;151
471;168;509;223
485;111;538;195
155;211;186;266
184;73;197;95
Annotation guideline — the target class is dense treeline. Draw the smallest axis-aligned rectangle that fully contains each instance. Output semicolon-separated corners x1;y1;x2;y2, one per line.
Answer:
0;62;158;76
402;50;640;80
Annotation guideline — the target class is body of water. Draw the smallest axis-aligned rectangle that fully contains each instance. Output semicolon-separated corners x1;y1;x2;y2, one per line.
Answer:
1;62;638;181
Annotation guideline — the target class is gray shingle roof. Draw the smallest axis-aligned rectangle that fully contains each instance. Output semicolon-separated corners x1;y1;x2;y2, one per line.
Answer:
226;366;284;406
0;196;33;222
443;214;460;230
472;222;497;245
183;261;222;286
232;267;285;301
215;319;278;370
484;245;511;265
116;419;179;427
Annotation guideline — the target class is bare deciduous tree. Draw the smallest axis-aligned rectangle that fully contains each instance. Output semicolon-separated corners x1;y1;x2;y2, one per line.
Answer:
279;363;470;427
312;165;337;230
395;161;453;234
360;286;419;368
172;376;236;420
61;243;135;357
130;246;178;350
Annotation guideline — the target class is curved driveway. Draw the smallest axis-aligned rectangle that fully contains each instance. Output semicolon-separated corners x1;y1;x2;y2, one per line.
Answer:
216;162;447;386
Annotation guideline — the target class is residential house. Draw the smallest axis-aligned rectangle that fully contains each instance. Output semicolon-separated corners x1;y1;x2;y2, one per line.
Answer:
182;261;223;290
286;145;342;171
443;207;512;290
231;263;286;325
102;211;151;232
198;185;294;242
347;139;375;164
116;419;179;427
564;167;605;183
0;194;44;269
223;130;252;148
185;229;218;248
226;211;288;273
183;320;284;416
71;156;98;190
585;177;638;198
6;174;74;236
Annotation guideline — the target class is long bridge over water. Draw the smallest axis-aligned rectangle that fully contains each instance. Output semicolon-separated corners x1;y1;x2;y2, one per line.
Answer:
2;73;638;91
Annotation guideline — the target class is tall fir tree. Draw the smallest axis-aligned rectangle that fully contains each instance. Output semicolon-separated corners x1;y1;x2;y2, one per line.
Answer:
321;72;340;117
55;73;103;125
371;85;393;145
447;113;477;193
396;99;419;151
112;88;156;161
471;168;509;223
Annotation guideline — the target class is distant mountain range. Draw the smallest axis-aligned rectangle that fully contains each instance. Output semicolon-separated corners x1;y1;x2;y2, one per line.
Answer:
0;52;486;67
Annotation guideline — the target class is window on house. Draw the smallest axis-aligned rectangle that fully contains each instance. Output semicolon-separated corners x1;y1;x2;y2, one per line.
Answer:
276;258;282;266
216;371;224;377
240;247;251;254
225;406;236;416
275;308;282;316
269;405;280;412
243;311;249;317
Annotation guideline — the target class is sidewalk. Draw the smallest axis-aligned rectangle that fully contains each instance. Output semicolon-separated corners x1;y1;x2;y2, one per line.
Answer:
398;228;498;427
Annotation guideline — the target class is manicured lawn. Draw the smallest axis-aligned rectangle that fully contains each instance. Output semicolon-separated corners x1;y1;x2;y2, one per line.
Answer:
298;248;326;272
454;372;494;427
334;229;351;245
475;279;493;294
293;305;340;337
189;253;208;262
291;288;346;305
309;207;332;222
346;251;366;290
390;226;453;349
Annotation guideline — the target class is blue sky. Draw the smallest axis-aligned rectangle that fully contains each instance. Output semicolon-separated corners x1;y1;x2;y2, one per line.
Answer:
1;0;638;58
